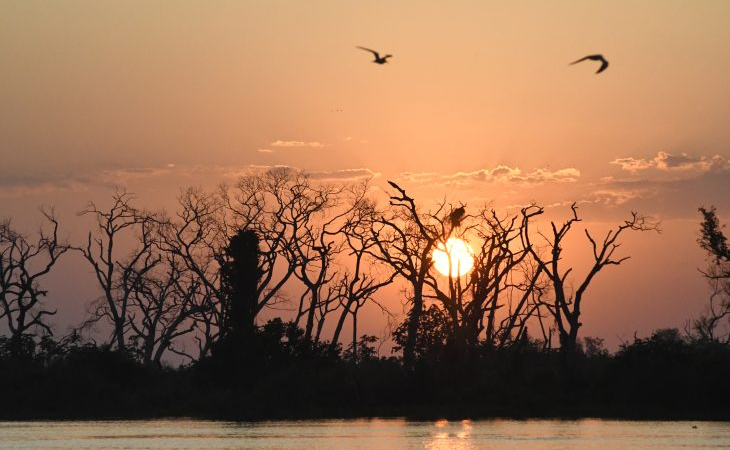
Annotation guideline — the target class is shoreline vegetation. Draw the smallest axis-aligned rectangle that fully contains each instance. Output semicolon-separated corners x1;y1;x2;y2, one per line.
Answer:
3;326;730;422
2;171;730;421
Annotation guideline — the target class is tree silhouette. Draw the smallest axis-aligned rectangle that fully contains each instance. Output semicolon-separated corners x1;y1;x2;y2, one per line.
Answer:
699;207;730;263
219;229;262;338
126;251;205;367
155;187;226;358
77;191;153;355
422;204;544;355
221;169;341;344
78;191;207;364
369;181;446;368
392;304;449;362
692;207;730;342
0;209;68;357
525;204;658;353
330;197;395;354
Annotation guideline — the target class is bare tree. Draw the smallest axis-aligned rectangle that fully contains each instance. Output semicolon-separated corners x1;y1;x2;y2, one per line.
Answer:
155;187;226;358
288;183;348;343
371;182;547;361
78;190;224;363
224;169;379;345
368;181;448;367
329;198;396;354
155;170;357;353
524;203;658;352
76;191;157;354
422;205;544;353
0;209;69;355
127;252;205;366
222;169;328;334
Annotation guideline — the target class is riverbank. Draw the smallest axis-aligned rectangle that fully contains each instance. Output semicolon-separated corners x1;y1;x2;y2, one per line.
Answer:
4;328;730;422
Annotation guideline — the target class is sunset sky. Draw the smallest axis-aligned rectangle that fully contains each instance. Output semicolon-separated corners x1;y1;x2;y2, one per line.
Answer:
2;1;729;349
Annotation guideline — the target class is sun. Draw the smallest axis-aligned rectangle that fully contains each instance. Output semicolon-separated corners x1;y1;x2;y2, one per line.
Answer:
432;238;475;277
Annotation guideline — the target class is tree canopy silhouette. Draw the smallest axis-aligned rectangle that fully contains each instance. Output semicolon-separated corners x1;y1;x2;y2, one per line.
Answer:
220;229;263;338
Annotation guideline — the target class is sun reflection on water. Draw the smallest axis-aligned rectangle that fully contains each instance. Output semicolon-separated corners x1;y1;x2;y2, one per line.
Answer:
425;419;475;450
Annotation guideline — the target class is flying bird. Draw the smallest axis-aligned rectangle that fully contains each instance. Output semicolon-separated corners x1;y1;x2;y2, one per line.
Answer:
356;46;392;64
570;54;609;74
449;206;466;227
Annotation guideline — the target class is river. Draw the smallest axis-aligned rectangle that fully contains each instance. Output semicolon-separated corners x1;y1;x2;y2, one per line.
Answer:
1;418;728;449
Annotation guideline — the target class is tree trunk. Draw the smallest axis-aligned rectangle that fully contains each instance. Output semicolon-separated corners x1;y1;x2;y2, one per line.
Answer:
352;311;357;362
303;289;318;343
330;297;354;351
403;285;423;369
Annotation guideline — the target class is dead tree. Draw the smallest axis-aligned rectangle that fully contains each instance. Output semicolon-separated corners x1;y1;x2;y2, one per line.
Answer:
496;257;553;350
422;204;544;354
524;203;658;352
329;198;396;353
127;252;204;366
369;181;454;367
155;187;226;357
0;209;69;355
372;182;546;360
292;180;390;345
223;169;338;341
76;191;158;354
288;183;347;344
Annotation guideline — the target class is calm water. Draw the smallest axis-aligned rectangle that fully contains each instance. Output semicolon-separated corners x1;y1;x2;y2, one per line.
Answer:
1;419;729;450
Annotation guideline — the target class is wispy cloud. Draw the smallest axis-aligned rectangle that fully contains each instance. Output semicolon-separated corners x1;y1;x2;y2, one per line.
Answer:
398;165;580;187
307;168;380;181
257;148;274;154
611;152;730;174
582;189;648;206
0;165;184;198
0;163;382;198
270;140;325;148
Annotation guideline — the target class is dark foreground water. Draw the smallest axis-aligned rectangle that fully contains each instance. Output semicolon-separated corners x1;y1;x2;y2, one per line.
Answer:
1;419;729;449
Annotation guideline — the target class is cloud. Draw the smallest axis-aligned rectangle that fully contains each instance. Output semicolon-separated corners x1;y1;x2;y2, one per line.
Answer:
257;148;274;154
611;152;730;174
0;164;236;198
0;173;94;197
582;189;648;206
398;171;441;183
0;165;188;197
0;163;385;198
571;165;730;219
610;157;655;172
398;166;580;187
270;140;325;148
307;168;380;181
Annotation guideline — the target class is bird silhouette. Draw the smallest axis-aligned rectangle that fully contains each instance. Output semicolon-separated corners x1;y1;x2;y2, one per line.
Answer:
449;206;466;227
356;46;392;64
570;54;609;74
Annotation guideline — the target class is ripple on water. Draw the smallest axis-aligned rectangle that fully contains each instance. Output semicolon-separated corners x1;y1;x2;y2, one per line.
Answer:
0;419;729;450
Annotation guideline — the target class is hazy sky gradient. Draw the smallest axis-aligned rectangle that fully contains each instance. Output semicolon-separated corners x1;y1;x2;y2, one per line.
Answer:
2;0;729;349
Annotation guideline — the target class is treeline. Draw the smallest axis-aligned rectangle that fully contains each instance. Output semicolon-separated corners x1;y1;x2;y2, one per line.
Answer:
2;325;730;419
1;168;729;419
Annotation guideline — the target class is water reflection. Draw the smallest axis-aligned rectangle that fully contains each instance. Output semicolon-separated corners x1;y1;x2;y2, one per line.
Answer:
1;418;729;450
426;419;475;450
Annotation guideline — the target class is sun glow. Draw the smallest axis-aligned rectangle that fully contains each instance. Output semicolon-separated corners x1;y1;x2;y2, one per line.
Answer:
432;238;475;277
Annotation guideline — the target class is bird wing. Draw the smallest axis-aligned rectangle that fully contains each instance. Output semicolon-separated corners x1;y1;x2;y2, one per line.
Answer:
596;58;609;73
569;56;591;65
356;46;380;59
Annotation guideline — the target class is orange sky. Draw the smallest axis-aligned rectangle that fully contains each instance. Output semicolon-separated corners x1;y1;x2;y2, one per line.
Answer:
1;0;729;349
